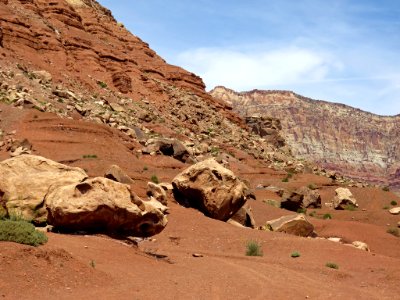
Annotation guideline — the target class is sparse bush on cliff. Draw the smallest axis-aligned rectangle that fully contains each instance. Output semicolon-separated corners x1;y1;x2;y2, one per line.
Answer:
0;220;48;246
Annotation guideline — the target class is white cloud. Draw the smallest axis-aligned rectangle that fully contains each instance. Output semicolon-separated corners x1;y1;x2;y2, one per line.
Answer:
175;46;341;91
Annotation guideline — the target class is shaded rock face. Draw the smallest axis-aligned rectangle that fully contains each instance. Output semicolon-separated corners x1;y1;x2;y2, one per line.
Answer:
332;187;358;210
229;203;255;228
0;155;87;223
143;138;192;163
211;86;400;188
172;158;249;221
280;186;321;211
245;115;285;148
265;214;314;237
45;177;167;237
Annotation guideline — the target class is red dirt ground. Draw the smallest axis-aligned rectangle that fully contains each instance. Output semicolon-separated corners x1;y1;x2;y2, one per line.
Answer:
0;106;399;299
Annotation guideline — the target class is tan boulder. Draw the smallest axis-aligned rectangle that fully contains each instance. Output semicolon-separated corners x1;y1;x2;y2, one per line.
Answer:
229;203;255;228
0;155;87;223
104;164;134;185
45;177;167;237
264;214;314;237
143;138;192;163
280;186;321;211
331;188;358;210
172;158;249;221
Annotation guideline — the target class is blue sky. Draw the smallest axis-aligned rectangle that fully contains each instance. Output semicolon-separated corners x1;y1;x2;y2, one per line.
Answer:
98;0;400;116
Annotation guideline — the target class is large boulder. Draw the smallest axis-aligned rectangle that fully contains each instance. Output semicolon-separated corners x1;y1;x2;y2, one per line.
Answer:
45;177;167;237
332;188;358;210
264;214;314;237
229;203;256;228
172;158;249;221
142;138;192;163
0;155;87;223
280;186;321;211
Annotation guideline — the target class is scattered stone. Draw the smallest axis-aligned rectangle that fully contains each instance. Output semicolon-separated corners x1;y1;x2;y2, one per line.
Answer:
352;241;370;252
147;182;167;205
10;146;31;157
172;158;249;221
229;203;255;228
0;155;87;223
263;214;314;237
331;188;358;210
104;164;134;185
110;102;125;112
143;138;192;163
31;70;52;84
280;186;321;211
192;253;203;258
327;237;342;243
389;207;400;215
45;177;167;237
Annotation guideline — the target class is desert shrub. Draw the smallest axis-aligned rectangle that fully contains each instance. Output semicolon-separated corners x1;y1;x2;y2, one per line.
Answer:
89;260;96;268
282;177;289;183
387;228;399;237
82;154;97;159
297;208;307;214
382;186;390;192
383;205;390;210
308;183;318;190
0;220;48;246
97;81;107;88
323;213;332;220
150;175;159;184
245;240;263;257
325;262;339;269
309;211;317;217
291;251;301;258
143;166;148;171
344;203;357;211
390;200;397;206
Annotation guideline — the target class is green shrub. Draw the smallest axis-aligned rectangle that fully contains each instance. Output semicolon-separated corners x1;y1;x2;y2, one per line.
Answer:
344;204;357;211
291;251;301;258
82;154;97;159
143;166;148;171
89;260;96;268
323;213;332;220
307;183;318;190
262;199;281;208
0;220;48;246
382;186;390;192
387;228;399;237
390;200;397;206
309;211;317;217
282;177;289;183
297;208;307;214
383;205;390;210
245;240;263;257
97;81;107;88
325;262;339;269
150;175;159;184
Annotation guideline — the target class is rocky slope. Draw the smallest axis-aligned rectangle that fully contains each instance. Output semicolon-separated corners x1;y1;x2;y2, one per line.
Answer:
210;86;400;188
0;0;296;171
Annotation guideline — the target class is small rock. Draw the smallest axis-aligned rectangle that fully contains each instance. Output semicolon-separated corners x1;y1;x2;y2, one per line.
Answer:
352;241;370;252
327;237;342;243
192;253;203;258
389;207;400;215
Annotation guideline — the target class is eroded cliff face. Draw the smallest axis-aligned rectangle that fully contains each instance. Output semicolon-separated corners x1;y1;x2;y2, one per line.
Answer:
210;86;400;187
0;0;297;173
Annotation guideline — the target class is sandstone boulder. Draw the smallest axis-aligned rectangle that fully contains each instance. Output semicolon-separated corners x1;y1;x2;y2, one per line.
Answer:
264;214;314;237
331;188;358;210
143;138;192;163
0;155;87;223
229;203;255;228
280;186;321;211
104;164;134;185
172;158;249;221
45;177;167;237
389;207;400;215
